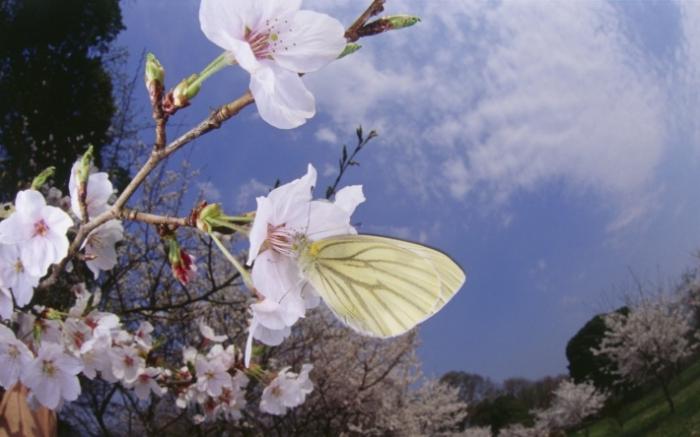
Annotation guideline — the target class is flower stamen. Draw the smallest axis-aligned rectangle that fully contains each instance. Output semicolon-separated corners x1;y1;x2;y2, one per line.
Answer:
33;219;49;237
266;224;297;257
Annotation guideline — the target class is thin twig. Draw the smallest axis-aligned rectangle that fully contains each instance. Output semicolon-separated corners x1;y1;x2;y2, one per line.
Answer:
345;0;386;42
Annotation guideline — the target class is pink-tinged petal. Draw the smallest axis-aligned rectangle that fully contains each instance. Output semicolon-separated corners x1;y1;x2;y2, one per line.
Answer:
300;282;320;309
199;0;248;45
250;0;302;29
273;10;346;73
57;354;83;376
247;196;273;265
85;173;113;216
251;250;303;301
0;291;12;320
244;322;255;367
305;200;356;241
333;185;365;216
250;65;315;129
0;214;32;245
32;375;61;410
0;323;14;340
279;291;305;326
21;237;54;277
44;206;74;234
15;190;46;219
13;271;38;307
252;323;290;347
251;300;287;330
228;37;263;74
60;374;81;402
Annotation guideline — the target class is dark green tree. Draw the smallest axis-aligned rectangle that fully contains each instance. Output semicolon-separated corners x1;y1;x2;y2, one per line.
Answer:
566;307;629;392
440;371;499;404
0;0;123;198
468;395;532;433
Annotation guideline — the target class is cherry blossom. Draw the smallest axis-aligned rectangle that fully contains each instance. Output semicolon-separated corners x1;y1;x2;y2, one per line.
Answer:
260;364;313;415
199;321;228;343
199;0;346;129
0;325;33;389
111;345;145;384
129;367;166;400
68;161;114;220
21;342;83;410
195;345;235;397
0;190;73;277
82;219;124;278
0;243;40;308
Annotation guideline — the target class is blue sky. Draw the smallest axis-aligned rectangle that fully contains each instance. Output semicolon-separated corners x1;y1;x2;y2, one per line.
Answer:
117;0;700;381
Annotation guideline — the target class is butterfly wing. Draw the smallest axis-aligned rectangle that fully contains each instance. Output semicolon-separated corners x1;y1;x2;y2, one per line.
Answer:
300;235;466;338
367;235;466;311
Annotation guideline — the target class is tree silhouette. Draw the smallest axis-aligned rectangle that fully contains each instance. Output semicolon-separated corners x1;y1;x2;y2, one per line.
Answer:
0;0;123;198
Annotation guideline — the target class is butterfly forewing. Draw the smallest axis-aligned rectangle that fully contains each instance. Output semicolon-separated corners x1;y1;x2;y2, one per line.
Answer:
300;235;464;338
368;236;466;311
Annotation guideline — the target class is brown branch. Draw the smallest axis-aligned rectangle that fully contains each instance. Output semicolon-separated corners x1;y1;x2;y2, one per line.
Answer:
162;91;254;159
120;208;189;227
345;0;386;42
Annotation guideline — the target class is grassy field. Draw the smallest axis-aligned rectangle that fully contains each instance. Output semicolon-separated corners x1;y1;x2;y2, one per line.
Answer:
570;360;700;436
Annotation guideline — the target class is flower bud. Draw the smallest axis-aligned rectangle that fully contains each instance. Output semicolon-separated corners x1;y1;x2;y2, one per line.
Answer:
167;237;197;285
195;203;224;234
338;43;362;60
172;74;201;108
31;166;56;190
145;53;165;91
385;15;421;30
359;15;421;38
78;145;95;186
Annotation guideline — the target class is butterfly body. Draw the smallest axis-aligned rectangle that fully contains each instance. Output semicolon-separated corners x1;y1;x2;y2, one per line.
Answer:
297;234;466;338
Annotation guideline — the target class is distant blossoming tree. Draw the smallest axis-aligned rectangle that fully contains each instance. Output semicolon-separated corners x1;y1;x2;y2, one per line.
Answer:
533;380;607;432
592;296;695;412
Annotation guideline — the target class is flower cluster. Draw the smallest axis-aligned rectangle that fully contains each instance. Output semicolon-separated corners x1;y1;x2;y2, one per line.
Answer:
199;0;346;129
1;284;313;417
0;159;124;321
245;164;364;361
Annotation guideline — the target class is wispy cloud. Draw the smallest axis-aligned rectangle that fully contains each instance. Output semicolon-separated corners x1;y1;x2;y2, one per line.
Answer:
234;178;269;210
307;0;689;230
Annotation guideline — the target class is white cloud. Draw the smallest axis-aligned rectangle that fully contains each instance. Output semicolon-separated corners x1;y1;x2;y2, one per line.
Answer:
314;127;338;145
197;181;221;202
307;0;685;229
234;178;269;210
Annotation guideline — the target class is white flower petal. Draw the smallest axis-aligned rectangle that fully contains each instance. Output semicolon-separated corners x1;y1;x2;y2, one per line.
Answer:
0;290;12;320
0;214;32;245
252;0;302;26
14;190;46;220
253;323;290;346
333;185;365;216
251;300;287;330
199;0;248;45
305;200;356;241
59;374;81;402
251;250;303;301
250;65;315;129
247;196;273;265
273;10;346;73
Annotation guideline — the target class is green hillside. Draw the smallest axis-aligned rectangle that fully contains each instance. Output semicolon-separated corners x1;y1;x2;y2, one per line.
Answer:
571;360;700;436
